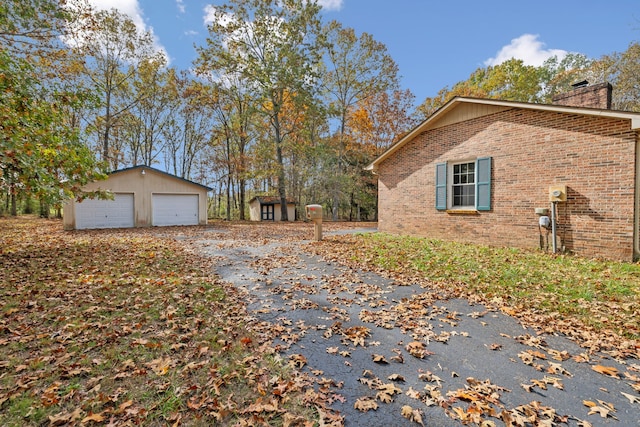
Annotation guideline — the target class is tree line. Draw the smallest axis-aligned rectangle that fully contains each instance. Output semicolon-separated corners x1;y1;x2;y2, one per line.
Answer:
1;0;639;221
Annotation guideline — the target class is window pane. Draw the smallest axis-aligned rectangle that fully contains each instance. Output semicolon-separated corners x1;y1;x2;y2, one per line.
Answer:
451;161;476;207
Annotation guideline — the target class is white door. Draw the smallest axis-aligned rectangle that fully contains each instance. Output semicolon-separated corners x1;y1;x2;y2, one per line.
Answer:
75;193;135;229
152;194;199;226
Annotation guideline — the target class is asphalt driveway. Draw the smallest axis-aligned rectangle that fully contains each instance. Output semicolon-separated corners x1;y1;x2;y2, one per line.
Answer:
191;223;639;426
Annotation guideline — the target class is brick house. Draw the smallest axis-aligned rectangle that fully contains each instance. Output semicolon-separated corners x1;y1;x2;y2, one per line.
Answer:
366;83;640;261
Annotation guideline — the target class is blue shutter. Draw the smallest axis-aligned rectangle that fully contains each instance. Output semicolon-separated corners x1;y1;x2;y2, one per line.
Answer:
435;162;447;210
476;157;492;211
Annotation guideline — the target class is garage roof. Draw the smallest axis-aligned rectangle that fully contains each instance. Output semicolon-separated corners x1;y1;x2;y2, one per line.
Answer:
112;165;213;191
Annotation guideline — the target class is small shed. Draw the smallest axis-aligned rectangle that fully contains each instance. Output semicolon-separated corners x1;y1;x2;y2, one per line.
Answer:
63;166;212;230
249;196;296;221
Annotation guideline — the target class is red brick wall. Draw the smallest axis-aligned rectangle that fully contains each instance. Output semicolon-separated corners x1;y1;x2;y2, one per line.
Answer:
552;82;612;109
376;108;638;260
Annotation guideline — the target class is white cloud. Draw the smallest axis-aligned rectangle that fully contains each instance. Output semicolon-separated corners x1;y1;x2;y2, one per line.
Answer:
203;5;216;25
88;0;145;29
203;5;236;28
203;0;343;24
176;0;185;14
484;34;567;67
318;0;344;11
84;0;169;63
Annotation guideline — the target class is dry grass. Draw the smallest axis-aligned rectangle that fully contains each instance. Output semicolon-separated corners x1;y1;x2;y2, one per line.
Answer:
0;217;332;426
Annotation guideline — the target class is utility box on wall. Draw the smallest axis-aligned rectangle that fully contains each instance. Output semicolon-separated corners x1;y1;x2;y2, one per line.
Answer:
549;185;567;202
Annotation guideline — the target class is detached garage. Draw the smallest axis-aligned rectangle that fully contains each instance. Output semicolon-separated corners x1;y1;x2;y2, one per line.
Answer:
64;166;212;230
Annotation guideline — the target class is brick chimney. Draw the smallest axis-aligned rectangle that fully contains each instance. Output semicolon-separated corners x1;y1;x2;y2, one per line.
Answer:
551;81;612;109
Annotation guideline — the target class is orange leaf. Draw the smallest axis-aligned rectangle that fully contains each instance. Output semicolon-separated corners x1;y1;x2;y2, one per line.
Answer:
81;412;105;424
591;365;620;378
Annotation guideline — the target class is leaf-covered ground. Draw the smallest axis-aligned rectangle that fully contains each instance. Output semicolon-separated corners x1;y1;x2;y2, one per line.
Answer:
305;232;640;425
190;222;640;426
310;233;640;354
0;217;341;426
2;217;639;426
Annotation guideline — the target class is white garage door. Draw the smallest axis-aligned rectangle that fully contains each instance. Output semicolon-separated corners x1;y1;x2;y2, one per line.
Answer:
75;193;135;229
152;194;199;226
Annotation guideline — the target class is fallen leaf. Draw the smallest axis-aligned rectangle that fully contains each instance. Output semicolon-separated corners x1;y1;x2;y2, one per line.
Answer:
81;412;105;424
405;387;421;399
584;399;618;419
521;383;534;392
388;374;405;382
146;357;172;376
401;405;425;426
372;354;388;364
621;391;640;404
378;382;402;396
587;405;612;418
405;341;432;359
591;365;620;378
289;354;307;369
547;362;572;377
354;397;378;412
376;390;393;403
548;349;570;361
242;398;279;413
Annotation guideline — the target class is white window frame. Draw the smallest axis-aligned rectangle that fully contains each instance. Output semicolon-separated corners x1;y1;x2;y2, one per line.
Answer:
448;159;476;210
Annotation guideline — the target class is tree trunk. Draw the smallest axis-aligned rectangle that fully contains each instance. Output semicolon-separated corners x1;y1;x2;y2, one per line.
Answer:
239;179;246;221
273;109;288;221
39;196;49;218
103;91;112;163
349;192;354;221
225;175;231;221
276;147;288;221
331;108;348;222
10;187;17;217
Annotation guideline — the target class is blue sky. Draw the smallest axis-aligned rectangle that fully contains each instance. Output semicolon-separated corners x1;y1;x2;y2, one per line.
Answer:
88;0;638;105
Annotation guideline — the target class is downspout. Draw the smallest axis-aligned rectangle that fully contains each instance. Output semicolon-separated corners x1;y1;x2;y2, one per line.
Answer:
634;131;640;260
551;201;558;254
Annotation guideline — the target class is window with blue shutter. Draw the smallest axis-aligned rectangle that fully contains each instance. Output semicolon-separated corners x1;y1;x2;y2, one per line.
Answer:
475;157;492;211
435;157;492;211
435;163;447;210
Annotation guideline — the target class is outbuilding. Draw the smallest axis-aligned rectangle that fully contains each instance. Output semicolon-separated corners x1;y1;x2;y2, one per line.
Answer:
63;166;211;230
366;82;640;261
248;196;296;221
